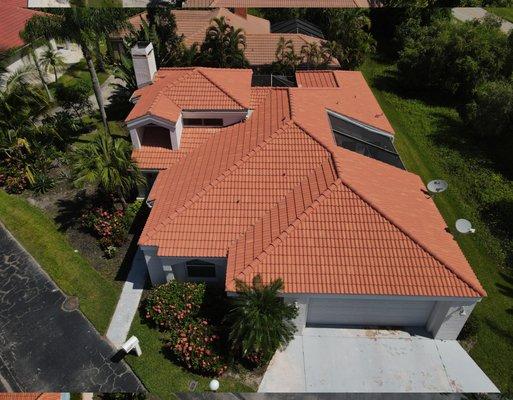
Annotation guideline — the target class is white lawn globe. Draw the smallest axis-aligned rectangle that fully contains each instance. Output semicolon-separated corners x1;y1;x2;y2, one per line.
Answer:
209;379;220;391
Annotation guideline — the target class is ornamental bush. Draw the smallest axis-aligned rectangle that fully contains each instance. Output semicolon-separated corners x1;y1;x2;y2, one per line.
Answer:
80;206;127;249
144;281;205;331
165;318;227;376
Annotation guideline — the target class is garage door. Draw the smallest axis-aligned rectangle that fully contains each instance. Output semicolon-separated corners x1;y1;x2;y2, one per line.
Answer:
307;298;435;327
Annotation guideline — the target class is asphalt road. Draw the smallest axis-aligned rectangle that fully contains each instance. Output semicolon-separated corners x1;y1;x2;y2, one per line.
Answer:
0;223;144;392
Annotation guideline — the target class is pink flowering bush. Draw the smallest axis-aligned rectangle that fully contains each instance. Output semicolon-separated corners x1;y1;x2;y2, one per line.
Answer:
165;318;227;376
80;206;127;250
145;281;227;375
144;281;205;330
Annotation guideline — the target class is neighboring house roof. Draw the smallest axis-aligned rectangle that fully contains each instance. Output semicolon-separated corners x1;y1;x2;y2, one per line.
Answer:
245;33;339;67
130;68;485;299
0;3;42;51
183;0;374;7
121;8;270;47
271;18;325;39
0;395;61;400
116;8;338;67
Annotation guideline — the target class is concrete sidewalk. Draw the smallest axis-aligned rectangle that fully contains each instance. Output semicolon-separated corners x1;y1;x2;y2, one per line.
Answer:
106;250;148;348
453;7;513;33
259;328;499;393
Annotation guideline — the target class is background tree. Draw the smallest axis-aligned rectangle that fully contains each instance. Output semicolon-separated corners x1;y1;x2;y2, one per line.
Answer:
54;81;93;118
304;9;375;69
300;41;336;69
126;1;184;68
72;129;145;207
272;37;300;75
397;16;510;102
199;17;248;68
40;47;66;82
17;33;52;100
226;275;298;365
462;79;513;139
24;8;129;133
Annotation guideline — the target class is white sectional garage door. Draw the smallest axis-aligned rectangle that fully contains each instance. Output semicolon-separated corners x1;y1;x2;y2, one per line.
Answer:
307;298;436;327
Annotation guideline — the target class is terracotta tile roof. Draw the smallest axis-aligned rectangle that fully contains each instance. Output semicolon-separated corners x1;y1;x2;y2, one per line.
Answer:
132;68;485;298
245;33;340;67
0;3;42;51
133;127;221;170
122;8;270;47
126;67;252;124
296;70;339;88
183;0;373;7
0;394;61;400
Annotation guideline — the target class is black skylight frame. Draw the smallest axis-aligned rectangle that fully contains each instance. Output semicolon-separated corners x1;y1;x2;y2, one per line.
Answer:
328;112;405;169
271;19;325;39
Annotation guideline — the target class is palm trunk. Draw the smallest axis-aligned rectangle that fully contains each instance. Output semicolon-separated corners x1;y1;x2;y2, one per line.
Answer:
94;40;106;73
82;43;109;133
53;66;58;83
31;47;52;101
118;189;127;209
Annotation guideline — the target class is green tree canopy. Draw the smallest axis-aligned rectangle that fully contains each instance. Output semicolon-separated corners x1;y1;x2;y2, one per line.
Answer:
226;275;298;364
72;129;145;207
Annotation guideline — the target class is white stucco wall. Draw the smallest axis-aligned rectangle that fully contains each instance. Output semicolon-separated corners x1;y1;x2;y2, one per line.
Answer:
283;293;480;340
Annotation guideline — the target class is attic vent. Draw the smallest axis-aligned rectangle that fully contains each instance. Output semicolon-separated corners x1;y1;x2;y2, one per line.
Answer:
328;113;405;169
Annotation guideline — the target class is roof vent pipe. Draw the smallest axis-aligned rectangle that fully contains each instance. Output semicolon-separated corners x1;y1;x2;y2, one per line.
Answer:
131;42;157;89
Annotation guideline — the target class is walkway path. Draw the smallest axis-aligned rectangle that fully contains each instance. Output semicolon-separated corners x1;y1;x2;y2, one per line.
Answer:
452;7;513;33
106;250;148;348
0;223;144;392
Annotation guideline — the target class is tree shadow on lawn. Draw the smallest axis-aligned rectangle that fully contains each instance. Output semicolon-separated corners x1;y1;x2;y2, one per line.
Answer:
114;203;151;285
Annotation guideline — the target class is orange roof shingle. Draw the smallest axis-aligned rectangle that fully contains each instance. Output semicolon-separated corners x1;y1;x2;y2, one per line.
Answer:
0;3;42;51
183;0;373;7
130;68;485;299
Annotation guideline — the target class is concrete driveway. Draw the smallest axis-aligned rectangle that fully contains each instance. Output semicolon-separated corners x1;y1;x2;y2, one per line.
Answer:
259;328;499;393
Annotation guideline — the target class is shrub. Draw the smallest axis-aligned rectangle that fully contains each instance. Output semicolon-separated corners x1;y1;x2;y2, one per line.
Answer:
80;206;127;250
31;173;55;195
144;281;205;330
462;79;513;139
165;318;227;376
397;17;509;102
54;80;93;118
225;275;298;366
123;199;144;230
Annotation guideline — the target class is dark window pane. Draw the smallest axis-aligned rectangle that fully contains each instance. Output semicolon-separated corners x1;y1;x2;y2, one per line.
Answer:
183;118;203;126
186;260;216;278
329;114;405;169
203;119;223;126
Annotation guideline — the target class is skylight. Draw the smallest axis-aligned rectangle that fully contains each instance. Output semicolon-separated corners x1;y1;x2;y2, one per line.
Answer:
328;112;405;169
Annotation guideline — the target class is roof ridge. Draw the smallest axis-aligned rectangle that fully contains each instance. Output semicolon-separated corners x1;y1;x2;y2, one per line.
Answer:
288;113;482;296
142;118;294;244
232;176;340;284
197;68;248;109
337;175;484;297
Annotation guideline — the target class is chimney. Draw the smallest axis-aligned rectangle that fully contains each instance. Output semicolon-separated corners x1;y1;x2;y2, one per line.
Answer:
234;8;247;19
131;42;157;88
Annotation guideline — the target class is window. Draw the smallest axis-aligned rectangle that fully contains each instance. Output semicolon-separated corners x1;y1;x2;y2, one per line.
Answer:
186;259;216;278
182;118;224;127
328;113;405;169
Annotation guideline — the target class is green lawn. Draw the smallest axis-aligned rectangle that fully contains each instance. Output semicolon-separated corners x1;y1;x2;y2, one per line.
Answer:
125;317;254;399
360;57;513;393
50;60;109;95
486;7;513;23
0;189;253;395
0;191;120;334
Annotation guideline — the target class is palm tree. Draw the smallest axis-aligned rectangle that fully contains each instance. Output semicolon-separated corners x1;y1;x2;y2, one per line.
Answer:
16;35;52;101
273;37;300;75
40;47;66;82
72;129;145;207
23;8;129;133
200;17;248;68
225;275;298;364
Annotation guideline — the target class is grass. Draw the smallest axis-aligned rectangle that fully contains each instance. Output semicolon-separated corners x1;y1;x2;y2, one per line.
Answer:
125;317;254;399
360;57;513;393
0;190;120;334
50;60;110;95
486;7;513;23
